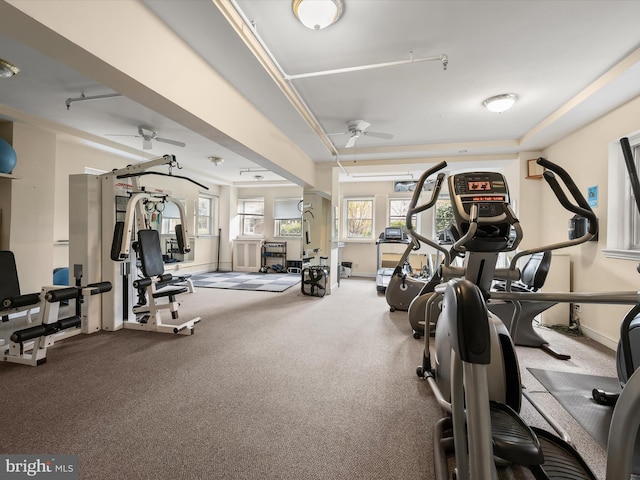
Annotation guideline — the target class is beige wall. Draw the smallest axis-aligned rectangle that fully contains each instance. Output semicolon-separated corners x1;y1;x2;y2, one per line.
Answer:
541;94;640;347
9;123;57;292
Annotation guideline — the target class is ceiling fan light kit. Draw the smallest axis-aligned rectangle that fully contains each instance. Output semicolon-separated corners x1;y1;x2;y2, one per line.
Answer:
292;0;344;30
0;58;20;78
483;93;517;113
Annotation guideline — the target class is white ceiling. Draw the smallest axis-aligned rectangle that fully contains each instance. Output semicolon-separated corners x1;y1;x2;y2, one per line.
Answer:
1;0;640;186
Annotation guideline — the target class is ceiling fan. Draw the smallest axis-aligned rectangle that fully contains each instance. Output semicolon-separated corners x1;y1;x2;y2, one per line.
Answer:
106;125;186;150
328;120;394;148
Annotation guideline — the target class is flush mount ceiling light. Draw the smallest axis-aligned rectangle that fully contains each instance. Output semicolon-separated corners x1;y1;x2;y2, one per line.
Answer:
208;156;224;166
293;0;344;30
0;58;19;78
483;93;517;113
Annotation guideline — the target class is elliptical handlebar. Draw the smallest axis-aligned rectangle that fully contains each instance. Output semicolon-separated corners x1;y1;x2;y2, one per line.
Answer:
508;157;599;270
405;161;450;263
406;162;448;223
542;171;597;235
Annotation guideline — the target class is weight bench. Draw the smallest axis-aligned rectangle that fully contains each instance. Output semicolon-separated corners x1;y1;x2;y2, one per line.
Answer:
129;229;200;335
1;250;112;366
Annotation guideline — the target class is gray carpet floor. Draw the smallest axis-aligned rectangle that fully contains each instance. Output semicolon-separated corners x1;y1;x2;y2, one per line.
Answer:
0;278;619;479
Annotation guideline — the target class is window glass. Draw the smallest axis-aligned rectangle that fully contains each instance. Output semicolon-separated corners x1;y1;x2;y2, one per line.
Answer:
198;196;213;236
389;199;416;233
275;218;302;237
434;197;455;243
274;198;302;237
239;198;264;236
346;199;373;239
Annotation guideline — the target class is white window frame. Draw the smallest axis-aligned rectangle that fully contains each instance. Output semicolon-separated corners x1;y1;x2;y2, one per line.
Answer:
274;198;302;238
388;198;417;233
197;194;217;237
344;197;374;241
238;198;265;237
604;130;640;260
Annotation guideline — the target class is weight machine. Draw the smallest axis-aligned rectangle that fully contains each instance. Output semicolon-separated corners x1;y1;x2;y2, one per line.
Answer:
69;154;204;335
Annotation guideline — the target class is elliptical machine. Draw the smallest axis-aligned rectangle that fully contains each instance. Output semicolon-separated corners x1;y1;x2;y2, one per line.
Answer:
385;169;446;313
416;159;640;479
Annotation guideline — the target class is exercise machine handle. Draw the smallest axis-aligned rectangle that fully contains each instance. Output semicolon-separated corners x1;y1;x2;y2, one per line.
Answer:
405;162;451;264
407;161;447;220
537;157;591;211
542;171;598;236
508;157;598;272
620;137;640;217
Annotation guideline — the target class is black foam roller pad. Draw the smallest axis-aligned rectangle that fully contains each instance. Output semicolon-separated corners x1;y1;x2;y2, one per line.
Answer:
46;287;79;303
158;273;173;283
10;325;46;343
87;282;112;294
3;292;40;309
133;278;152;289
57;316;81;330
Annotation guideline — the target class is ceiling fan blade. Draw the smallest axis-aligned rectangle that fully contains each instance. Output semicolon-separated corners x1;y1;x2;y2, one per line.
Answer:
105;134;140;138
324;131;349;137
156;137;186;148
142;138;153;150
363;131;394;140
349;120;370;131
345;135;357;148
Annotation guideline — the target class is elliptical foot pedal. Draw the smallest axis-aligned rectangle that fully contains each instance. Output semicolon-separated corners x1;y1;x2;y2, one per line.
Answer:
591;388;619;406
529;427;597;479
490;401;544;466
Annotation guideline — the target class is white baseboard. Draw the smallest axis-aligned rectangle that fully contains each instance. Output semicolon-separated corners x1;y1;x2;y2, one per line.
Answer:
579;324;617;351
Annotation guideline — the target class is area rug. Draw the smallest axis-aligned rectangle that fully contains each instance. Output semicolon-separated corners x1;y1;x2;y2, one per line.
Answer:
528;367;640;472
528;368;618;451
190;271;301;292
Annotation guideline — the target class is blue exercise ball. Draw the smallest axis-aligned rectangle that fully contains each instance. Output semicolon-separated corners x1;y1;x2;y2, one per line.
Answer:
0;138;17;174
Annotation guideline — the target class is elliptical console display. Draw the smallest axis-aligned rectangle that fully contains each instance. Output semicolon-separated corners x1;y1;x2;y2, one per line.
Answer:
448;172;514;252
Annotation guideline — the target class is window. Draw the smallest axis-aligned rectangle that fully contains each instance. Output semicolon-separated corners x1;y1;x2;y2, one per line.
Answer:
345;198;373;239
274;198;302;237
198;196;214;236
434;197;455;243
389;199;417;233
238;198;264;236
605;132;640;260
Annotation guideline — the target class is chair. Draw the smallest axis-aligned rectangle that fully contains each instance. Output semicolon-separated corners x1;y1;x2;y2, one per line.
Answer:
488;251;569;359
